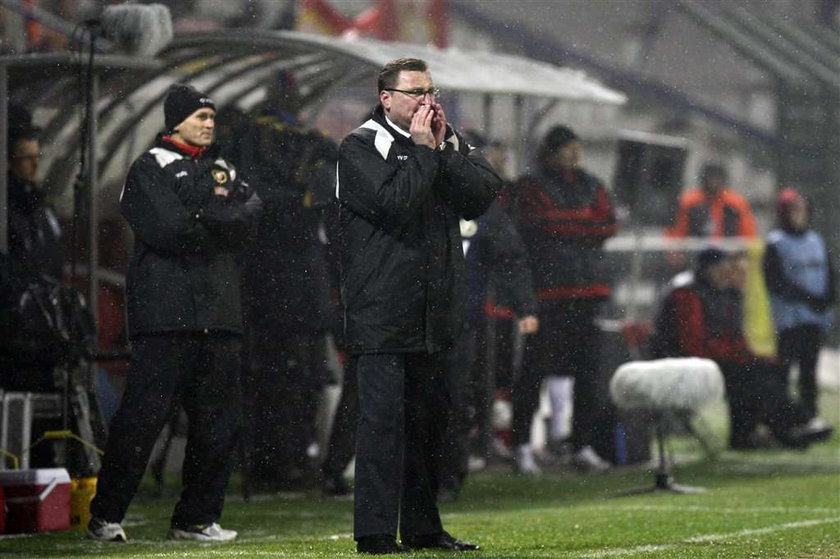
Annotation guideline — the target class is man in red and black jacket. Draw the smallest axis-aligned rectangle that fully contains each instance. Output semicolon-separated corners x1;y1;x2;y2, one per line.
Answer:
506;125;617;474
649;248;833;449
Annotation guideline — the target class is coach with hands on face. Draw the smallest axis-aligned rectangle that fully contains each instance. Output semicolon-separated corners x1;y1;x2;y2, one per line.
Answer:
87;84;260;543
336;57;502;554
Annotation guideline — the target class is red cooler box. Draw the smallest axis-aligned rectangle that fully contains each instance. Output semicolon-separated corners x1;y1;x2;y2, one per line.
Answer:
0;468;71;533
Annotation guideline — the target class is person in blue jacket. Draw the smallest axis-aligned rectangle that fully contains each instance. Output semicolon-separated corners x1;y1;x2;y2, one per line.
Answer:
763;187;836;423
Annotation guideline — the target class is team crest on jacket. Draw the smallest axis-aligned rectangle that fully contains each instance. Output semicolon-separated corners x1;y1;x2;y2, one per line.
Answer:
212;168;229;184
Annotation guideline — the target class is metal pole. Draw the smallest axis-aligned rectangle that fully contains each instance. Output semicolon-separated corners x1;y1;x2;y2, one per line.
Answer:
87;72;99;359
512;94;524;178
0;64;7;253
1;4;26;53
482;93;492;138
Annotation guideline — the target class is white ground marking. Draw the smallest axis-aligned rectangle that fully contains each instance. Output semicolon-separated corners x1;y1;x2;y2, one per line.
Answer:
446;503;840;519
580;504;840;515
577;517;840;558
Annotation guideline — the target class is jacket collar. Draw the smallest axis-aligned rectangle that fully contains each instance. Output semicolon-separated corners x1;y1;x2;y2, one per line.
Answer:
384;114;411;139
156;134;213;159
7;173;43;212
371;105;413;146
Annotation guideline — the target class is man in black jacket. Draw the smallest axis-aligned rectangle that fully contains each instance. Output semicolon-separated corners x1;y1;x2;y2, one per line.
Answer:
1;121;94;470
87;84;260;543
336;58;502;554
437;134;538;502
231;71;338;491
1;123;67;390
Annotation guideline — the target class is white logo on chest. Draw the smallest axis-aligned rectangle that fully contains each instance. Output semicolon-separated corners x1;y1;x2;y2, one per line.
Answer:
397;155;408;161
176;171;189;178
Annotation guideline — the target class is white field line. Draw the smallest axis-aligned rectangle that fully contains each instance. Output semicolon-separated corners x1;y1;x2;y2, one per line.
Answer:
442;503;840;520
134;552;326;558
578;504;840;515
238;532;353;542
576;517;840;558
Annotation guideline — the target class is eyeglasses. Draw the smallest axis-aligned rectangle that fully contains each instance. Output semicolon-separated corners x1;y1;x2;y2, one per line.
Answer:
385;87;440;100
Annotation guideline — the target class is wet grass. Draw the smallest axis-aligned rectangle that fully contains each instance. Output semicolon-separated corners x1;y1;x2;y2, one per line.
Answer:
2;389;838;558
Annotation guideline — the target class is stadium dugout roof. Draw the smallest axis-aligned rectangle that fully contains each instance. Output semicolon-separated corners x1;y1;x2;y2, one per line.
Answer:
1;30;625;309
167;31;628;103
2;30;626;218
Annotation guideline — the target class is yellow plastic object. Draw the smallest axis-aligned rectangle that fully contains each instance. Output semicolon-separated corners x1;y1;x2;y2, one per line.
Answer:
70;476;97;530
0;449;20;470
23;430;104;459
743;241;777;357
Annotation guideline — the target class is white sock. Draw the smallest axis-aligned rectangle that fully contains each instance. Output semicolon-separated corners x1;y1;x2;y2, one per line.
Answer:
547;376;574;441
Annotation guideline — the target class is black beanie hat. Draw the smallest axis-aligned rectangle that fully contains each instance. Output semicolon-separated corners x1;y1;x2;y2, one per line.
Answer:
164;84;215;132
539;125;579;164
695;247;728;275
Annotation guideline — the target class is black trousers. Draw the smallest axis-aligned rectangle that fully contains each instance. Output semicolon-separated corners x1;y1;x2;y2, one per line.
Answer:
322;357;358;478
438;326;476;494
353;352;449;540
245;330;326;483
476;317;518;458
778;324;823;420
720;358;810;447
90;333;241;528
512;300;604;451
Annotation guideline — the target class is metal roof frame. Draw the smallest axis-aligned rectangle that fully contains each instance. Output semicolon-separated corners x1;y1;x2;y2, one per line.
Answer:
2;30;626;331
2;29;627;242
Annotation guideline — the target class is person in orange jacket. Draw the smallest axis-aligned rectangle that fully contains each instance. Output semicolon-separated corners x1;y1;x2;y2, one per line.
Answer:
666;163;757;239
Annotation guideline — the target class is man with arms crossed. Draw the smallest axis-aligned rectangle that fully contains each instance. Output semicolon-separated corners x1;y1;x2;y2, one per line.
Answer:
336;58;502;554
88;84;260;542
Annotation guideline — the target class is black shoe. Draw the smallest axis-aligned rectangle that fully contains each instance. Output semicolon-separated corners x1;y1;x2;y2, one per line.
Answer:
274;466;311;491
86;517;127;542
730;439;765;450
356;535;408;555
324;473;353;497
779;417;834;448
730;430;776;450
402;531;480;551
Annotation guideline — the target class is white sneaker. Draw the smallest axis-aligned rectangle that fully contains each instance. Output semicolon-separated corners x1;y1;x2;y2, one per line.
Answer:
87;517;127;542
513;444;542;476
571;445;611;473
168;522;237;542
468;455;487;473
491;437;513;460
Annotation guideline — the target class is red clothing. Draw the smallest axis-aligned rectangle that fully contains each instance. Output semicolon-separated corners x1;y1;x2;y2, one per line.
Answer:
508;168;617;302
161;135;208;159
667;186;757;238
669;288;752;364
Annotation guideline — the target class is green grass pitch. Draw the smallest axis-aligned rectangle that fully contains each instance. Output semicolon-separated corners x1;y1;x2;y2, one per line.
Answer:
2;390;838;558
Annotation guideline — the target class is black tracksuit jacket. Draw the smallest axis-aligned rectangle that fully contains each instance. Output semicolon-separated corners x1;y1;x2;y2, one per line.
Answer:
120;135;261;339
336;107;502;355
